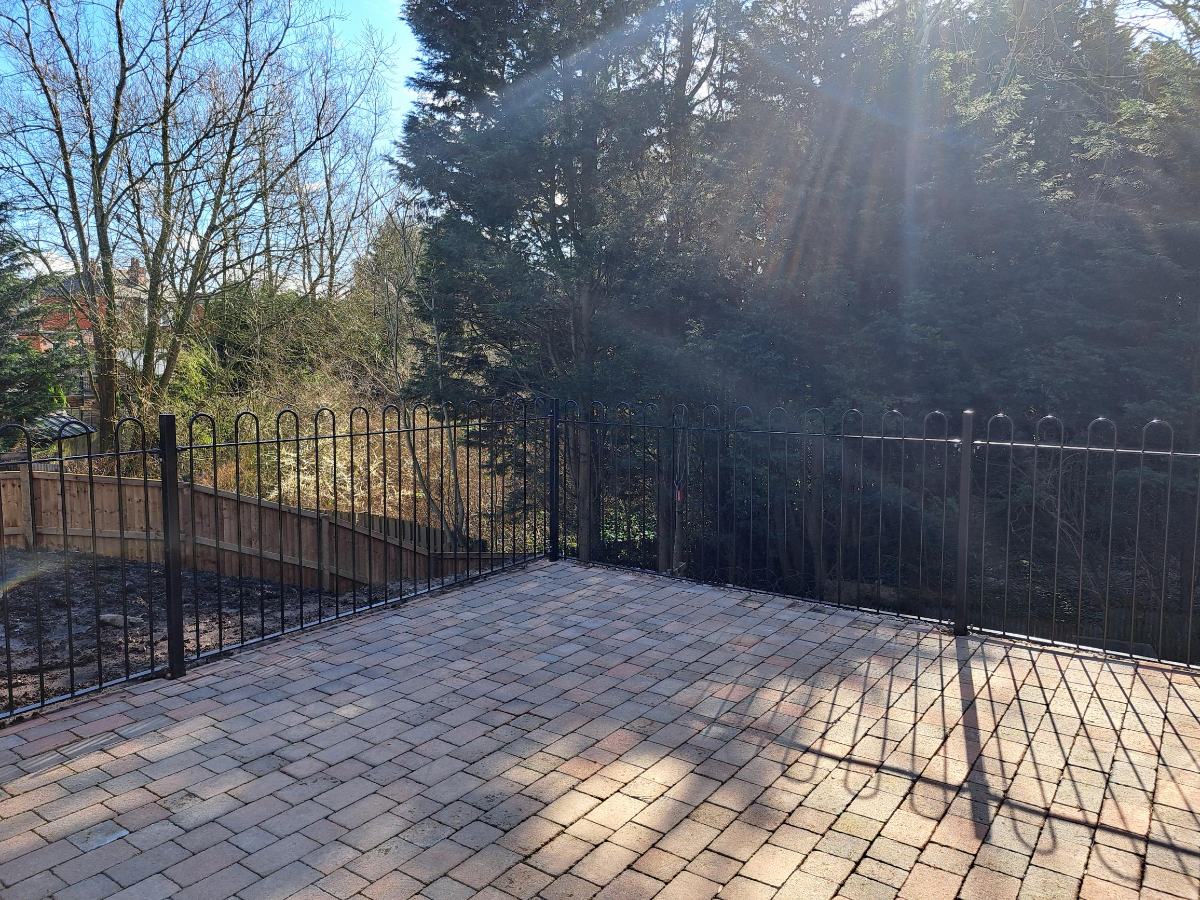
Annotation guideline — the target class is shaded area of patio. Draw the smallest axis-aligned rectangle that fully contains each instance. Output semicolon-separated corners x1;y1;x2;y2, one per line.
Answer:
0;561;1198;900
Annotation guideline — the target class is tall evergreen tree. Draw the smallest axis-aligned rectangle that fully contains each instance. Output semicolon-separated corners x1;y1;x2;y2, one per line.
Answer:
396;0;1200;439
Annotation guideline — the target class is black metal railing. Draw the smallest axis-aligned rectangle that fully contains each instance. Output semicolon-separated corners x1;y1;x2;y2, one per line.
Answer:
557;404;1200;667
0;419;169;718
0;402;549;720
4;396;1199;720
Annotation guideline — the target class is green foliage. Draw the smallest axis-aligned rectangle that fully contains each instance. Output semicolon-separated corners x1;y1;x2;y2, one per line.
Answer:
397;0;1200;439
164;347;214;411
0;203;79;428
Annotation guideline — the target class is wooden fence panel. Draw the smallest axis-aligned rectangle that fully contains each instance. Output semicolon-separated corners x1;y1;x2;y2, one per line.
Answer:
1;471;498;589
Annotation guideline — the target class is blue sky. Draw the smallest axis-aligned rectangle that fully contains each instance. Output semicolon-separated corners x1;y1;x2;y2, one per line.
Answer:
337;0;423;135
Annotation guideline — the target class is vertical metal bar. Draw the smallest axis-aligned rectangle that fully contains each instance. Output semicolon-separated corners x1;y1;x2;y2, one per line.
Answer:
314;412;325;621
293;419;303;625
235;423;246;642
954;410;974;637
185;421;200;656
400;413;410;597
549;400;560;560
1049;431;1065;646
816;416;826;604
0;453;11;713
115;425;131;677
440;410;449;585
159;414;186;679
978;420;994;632
207;418;223;651
489;411;497;576
1187;457;1200;667
855;422;864;605
715;413;723;584
31;432;44;704
938;419;950;621
143;429;156;665
57;434;74;697
641;410;649;568
1077;427;1096;647
837;422;847;607
1131;429;1148;651
426;408;434;589
476;406;484;577
86;432;101;688
1155;425;1174;661
894;420;904;608
918;423;929;620
365;410;375;603
332;415;341;613
380;414;390;597
349;411;360;611
276;419;286;633
747;422;756;589
253;423;265;637
522;403;529;564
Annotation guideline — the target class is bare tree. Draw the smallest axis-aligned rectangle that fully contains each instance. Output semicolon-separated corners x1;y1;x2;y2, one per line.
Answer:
348;190;428;398
0;0;389;443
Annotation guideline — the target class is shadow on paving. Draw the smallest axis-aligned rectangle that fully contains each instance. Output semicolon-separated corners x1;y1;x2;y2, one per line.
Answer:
0;560;1198;900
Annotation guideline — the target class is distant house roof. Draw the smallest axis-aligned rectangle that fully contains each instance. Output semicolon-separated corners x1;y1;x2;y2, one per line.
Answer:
56;257;149;299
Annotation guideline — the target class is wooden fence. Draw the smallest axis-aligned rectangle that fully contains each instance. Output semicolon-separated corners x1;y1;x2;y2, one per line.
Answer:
0;470;497;590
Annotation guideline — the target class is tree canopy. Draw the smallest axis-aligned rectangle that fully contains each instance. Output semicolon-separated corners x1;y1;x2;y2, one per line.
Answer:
398;0;1200;440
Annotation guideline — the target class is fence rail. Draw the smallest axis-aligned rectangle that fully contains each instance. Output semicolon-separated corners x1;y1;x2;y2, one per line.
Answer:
3;398;1197;721
557;404;1200;668
1;404;549;719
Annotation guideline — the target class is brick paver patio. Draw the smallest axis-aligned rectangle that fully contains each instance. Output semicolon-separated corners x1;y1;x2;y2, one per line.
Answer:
1;561;1198;900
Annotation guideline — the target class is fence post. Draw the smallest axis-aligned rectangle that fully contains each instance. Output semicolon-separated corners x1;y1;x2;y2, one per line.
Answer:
159;413;186;678
17;447;34;551
954;410;975;636
549;399;560;561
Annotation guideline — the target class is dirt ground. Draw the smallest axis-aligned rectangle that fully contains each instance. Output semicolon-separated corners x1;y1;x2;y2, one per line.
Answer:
0;549;418;716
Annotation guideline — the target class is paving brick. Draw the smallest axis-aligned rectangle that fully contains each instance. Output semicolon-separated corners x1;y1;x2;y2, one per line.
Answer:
0;563;1187;900
157;840;244;888
593;868;663;899
739;843;804;887
238;861;321;900
898;862;963;898
172;863;258;900
1016;865;1081;900
52;872;122;900
106;841;190;887
0;835;80;887
959;865;1023;900
570;842;640;886
3;869;67;900
489;862;553;898
657;869;721;899
709;821;770;862
528;834;595;876
107;873;178;900
398;838;474;883
241;833;320;876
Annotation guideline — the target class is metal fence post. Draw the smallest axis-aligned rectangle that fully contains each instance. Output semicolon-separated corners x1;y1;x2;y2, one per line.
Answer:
549;399;560;561
954;410;975;636
159;413;186;678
